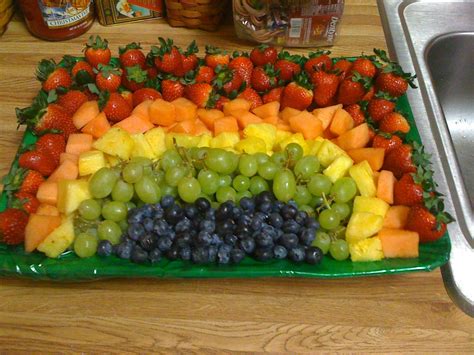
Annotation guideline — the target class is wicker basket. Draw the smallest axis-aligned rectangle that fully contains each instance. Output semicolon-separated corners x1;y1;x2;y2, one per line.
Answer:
165;0;227;31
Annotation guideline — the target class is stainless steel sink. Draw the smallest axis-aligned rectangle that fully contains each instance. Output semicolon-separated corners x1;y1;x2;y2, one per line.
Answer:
377;0;474;316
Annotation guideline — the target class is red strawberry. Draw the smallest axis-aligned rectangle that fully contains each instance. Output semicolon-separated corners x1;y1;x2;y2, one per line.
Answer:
71;60;95;79
0;208;29;245
250;44;277;66
121;91;134;108
304;50;332;74
379;112;410;134
281;73;314;111
406;205;449;243
36;59;72;92
372;133;402;153
146;65;158;79
361;85;375;101
84;35;111;69
213;66;243;96
383;144;417;179
18;150;57;176
215;96;230;111
151;38;183;74
13;192;40;214
262;87;284;104
337;73;371;105
229;54;254;86
375;67;416;97
132;88;162;107
367;97;396;121
35;133;66;166
333;59;353;81
19;170;45;195
184;83;217;108
181;40;199;73
312;71;339;107
204;45;230;69
161;79;185;102
351;57;377;78
393;173;424;206
122;65;148;92
195;65;215;84
57;90;88;116
274;51;302;82
344;104;366;126
237;87;262;110
95;64;122;92
100;92;133;123
119;42;146;68
251;64;278;92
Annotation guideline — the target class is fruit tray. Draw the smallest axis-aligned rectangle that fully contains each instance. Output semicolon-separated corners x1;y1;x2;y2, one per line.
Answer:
0;94;451;280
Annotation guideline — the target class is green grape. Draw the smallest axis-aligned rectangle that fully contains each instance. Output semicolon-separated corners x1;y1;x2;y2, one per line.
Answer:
160;149;183;171
318;208;341;230
86;228;98;238
149;170;165;186
308;174;332;196
332;226;347;240
198;169;219;195
329;239;350;261
74;233;98;258
118;219;129;232
205;148;233;174
271;151;288;166
233;175;250;192
210;201;220;209
216;186;237;203
122;162;143;184
178;177;201;203
165;165;188;187
312;231;331;254
159;183;178;197
249;176;269;195
254;152;269;165
111;179;134;202
273;169;296;202
332;202;351;220
294;185;312;206
309;195;324;208
98;220;122;245
101;201;127;222
130;156;153;167
135;176;161;204
78;199;102;220
227;151;239;174
218;175;232;187
285;143;303;162
89;167;119;199
330;177;358;203
125;201;136;211
258;161;278;180
238;154;258;177
194;147;209;160
294;156;320;179
236;190;252;202
299;205;314;216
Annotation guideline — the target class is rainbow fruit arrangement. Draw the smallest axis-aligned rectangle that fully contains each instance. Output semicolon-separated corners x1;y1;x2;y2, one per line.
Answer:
0;36;453;266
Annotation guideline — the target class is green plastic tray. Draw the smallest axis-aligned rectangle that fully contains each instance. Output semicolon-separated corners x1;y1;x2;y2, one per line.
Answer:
0;96;451;280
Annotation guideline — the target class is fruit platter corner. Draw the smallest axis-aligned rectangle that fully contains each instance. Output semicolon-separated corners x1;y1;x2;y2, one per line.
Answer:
0;36;453;280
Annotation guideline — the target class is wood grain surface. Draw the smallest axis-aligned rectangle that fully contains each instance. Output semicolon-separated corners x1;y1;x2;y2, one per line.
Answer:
1;1;473;353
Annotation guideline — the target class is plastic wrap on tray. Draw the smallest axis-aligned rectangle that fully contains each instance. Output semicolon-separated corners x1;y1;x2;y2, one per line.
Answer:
233;0;344;47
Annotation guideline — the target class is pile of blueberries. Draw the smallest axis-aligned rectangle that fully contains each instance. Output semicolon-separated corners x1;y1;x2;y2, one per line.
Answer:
97;191;324;265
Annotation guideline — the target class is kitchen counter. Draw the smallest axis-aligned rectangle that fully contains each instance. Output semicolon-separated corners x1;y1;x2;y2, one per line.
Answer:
0;1;473;352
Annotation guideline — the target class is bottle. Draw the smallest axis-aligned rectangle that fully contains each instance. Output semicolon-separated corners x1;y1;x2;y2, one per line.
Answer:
17;0;95;41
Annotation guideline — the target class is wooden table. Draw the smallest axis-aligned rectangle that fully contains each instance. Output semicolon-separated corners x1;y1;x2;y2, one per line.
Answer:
1;1;473;352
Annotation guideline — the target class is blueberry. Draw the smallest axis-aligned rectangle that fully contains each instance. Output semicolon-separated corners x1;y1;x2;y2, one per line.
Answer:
195;197;211;212
131;246;148;264
148;248;162;264
127;209;143;224
142;217;154;232
184;204;199;219
167;245;180;260
306;246;323;264
175;232;192;247
204;209;216;221
282;220;301;234
269;212;284;228
279;233;299;249
256;233;274;248
139;233;157;251
141;204;155;218
217;246;231;264
254;247;274;261
231;206;243;220
97;240;113;257
151;204;164;219
239;197;255;212
295;211;308;224
216;220;235;235
200;219;215;233
179;245;192;261
281;204;297;220
273;245;288;259
128;223;145;241
240;237;256;254
231;248;245;264
196;231;213;246
157;236;173;252
224;234;238;246
175;217;192;233
236;225;250;239
272;200;284;213
256;191;273;205
165;204;183;225
299;228;316;246
216;203;232;220
254;211;267;221
211;233;222;246
305;217;320;230
153;219;171;236
251;217;263;231
238;214;252;227
258;201;272;214
116;240;133;259
208;245;218;262
161;195;175;209
192;247;209;264
288;245;305;262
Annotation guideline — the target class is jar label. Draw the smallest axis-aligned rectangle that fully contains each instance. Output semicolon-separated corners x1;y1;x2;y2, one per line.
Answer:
38;0;93;29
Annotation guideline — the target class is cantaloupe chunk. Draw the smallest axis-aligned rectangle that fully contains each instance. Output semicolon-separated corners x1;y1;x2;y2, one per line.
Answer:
232;110;263;129
24;214;62;253
347;148;385;171
72;101;99;129
336;123;370;151
262;115;279;125
47;160;79;183
59;152;78;165
194;119;211;136
329;108;354;136
172;97;198;122
223;98;251;116
132;100;153;120
279;107;301;123
66;133;93;155
36;204;60;216
383;205;410;229
149;99;176;126
312;104;342;130
197;108;224;130
377;170;396;204
169;119;196;135
289;111;323;140
276;121;291;131
252;101;280;119
214;116;239;135
378;228;419;258
81;112;111;139
114;114;154;134
36;181;58;206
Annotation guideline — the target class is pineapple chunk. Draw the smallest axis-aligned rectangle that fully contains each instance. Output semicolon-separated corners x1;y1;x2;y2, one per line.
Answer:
210;132;240;149
316;139;347;167
349;161;376;197
346;212;384;244
197;133;212;147
274;130;292;150
57;179;91;215
93;127;134;160
235;137;267;154
144;127;167;158
243;123;277;152
131;133;157;159
166;133;201;149
349;237;384;262
323;155;354;183
277;133;309;155
306;136;325;156
353;196;390;218
106;154;121;167
37;215;75;258
78;150;106;176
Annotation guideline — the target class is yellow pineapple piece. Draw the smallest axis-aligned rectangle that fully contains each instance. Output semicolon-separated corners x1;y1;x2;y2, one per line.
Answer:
306;136;325;156
37;215;75;258
316;139;347;167
166;133;201;149
197;133;212;147
235;137;267;154
144;127;166;158
78;150;106;176
323;155;354;183
243;123;277;152
106;154;121;167
353;196;390;218
210;132;240;149
92;127;134;160
131;133;157;160
277;133;309;155
349;237;384;262
274;130;292;150
345;212;384;244
57;179;91;215
349;160;376;197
